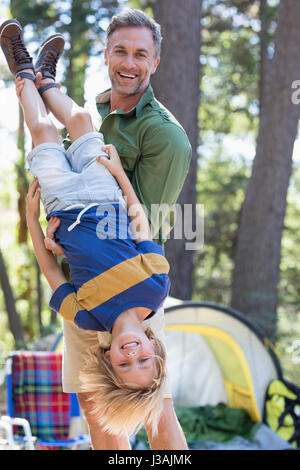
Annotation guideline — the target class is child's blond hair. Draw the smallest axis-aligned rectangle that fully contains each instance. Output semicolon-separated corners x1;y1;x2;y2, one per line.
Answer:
79;327;167;437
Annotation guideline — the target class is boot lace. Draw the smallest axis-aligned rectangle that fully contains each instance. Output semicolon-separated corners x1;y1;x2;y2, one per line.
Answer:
11;35;32;64
41;49;59;76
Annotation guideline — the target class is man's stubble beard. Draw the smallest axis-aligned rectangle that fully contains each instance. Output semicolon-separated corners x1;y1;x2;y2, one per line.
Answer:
110;72;149;97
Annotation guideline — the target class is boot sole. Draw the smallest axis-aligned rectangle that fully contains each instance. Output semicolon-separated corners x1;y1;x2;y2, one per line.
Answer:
36;34;65;57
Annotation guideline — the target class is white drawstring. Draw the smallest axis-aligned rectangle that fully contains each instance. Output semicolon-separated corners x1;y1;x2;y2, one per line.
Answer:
63;203;86;210
64;202;99;232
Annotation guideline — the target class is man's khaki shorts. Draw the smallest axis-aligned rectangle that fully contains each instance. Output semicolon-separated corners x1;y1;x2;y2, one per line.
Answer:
62;305;172;398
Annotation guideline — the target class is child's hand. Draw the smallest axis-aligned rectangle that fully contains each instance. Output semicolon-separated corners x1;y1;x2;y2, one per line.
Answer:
26;178;41;221
97;144;125;179
15;76;25;104
35;71;61;90
15;72;60;111
44;217;65;257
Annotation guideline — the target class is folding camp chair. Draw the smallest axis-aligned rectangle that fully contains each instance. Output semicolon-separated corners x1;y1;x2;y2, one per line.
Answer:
4;351;90;449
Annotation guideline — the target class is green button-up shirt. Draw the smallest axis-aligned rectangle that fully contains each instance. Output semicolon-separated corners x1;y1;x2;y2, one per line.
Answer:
95;84;192;247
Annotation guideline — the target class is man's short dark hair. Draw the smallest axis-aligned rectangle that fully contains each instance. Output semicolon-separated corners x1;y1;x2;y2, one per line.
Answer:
106;9;162;58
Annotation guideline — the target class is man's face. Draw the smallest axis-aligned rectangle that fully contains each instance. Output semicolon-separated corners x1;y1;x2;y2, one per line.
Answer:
104;26;160;96
104;330;157;388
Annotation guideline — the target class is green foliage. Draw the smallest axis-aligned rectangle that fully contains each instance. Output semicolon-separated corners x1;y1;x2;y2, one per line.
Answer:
127;0;154;17
10;0;60;30
276;164;300;384
193;142;250;304
200;1;262;135
194;0;281;311
279;165;300;311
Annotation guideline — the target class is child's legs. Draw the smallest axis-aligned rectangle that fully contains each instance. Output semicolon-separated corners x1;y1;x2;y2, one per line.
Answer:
37;81;116;196
41;85;94;142
20;72;59;146
66;133;122;203
66;132;107;172
20;73;83;213
27;143;81;214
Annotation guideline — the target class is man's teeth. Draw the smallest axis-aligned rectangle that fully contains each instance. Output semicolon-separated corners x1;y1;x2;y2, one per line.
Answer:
119;72;136;78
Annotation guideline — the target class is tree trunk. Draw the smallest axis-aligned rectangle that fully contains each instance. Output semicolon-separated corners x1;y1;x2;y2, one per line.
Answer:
0;250;25;348
231;0;300;339
259;0;272;115
152;0;202;299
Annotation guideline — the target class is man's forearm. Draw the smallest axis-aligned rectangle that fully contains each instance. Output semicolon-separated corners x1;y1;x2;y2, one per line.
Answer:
27;217;67;290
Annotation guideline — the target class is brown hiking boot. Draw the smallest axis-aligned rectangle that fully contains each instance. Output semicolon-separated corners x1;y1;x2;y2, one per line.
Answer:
35;34;65;80
0;19;34;76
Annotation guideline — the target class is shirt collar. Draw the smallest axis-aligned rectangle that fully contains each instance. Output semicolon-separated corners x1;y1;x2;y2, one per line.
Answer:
95;84;154;119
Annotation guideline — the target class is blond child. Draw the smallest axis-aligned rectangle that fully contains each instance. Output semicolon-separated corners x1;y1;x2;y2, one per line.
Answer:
1;19;170;436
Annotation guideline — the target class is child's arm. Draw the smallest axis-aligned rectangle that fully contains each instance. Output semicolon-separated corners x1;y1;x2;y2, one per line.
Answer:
26;178;68;291
98;145;152;243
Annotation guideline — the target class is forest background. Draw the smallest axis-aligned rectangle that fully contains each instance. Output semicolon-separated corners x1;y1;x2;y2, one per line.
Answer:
0;0;299;395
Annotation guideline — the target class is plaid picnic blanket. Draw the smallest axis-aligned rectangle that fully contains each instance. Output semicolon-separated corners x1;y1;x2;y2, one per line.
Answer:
10;351;70;442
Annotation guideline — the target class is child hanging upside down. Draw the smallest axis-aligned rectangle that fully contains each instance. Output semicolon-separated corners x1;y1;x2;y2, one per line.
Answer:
0;19;170;437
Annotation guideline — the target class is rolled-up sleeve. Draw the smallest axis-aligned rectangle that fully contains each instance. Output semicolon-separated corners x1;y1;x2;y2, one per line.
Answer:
50;282;79;322
49;282;103;330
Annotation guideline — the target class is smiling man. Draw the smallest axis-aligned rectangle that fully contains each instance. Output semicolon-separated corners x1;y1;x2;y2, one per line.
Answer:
104;25;160;106
57;9;192;450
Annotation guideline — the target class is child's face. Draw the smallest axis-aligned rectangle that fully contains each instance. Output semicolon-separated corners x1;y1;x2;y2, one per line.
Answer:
104;331;157;388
